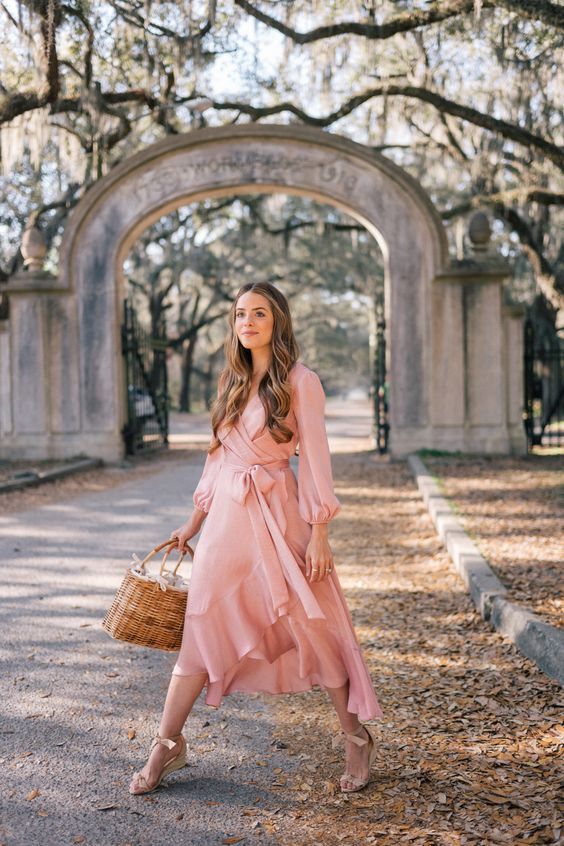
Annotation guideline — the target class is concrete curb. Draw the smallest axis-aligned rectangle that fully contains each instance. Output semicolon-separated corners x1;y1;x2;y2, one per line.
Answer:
407;452;564;687
0;457;103;493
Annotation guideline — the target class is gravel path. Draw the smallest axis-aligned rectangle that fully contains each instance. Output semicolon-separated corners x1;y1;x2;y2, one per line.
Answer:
0;458;299;846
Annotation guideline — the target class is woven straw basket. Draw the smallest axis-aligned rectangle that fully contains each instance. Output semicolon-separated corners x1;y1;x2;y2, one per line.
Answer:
102;538;194;652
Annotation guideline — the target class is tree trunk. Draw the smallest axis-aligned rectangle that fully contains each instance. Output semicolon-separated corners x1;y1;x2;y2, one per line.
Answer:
179;336;196;412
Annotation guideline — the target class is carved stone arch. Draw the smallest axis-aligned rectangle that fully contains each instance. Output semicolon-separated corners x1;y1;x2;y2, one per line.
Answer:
56;125;448;459
2;124;523;460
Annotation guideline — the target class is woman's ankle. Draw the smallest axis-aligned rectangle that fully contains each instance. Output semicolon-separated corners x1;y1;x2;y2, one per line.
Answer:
157;728;184;739
341;722;364;736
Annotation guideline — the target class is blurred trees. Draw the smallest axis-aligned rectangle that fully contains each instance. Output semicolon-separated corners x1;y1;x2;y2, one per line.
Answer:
125;194;381;408
0;0;562;364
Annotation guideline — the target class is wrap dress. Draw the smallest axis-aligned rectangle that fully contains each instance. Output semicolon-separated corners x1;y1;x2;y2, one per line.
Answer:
172;361;383;722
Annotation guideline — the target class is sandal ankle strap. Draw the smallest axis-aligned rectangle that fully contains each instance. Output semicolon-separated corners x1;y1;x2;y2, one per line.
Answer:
151;733;184;750
331;725;370;750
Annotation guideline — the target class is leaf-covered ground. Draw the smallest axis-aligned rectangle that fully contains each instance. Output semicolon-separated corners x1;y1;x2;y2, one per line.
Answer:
422;453;563;630
262;453;562;846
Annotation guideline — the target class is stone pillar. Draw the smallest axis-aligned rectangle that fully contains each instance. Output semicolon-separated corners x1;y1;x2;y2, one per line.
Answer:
430;278;465;446
432;212;521;454
0;226;83;460
464;275;506;451
1;273;80;459
503;303;527;453
11;292;48;438
0;318;12;439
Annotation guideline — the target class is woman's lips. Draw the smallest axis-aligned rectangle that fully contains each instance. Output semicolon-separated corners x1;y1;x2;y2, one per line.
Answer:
242;331;258;335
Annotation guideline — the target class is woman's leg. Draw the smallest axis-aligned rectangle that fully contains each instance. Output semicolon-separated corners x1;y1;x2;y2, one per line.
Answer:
129;671;208;792
159;671;209;736
325;679;373;790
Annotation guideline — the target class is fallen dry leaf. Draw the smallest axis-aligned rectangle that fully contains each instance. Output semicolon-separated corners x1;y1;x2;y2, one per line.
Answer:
424;453;563;629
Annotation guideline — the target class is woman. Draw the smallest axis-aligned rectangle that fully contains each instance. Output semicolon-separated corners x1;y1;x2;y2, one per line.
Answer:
129;281;383;796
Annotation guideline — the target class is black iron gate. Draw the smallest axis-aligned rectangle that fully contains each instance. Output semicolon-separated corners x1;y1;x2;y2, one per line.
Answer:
121;298;169;455
523;316;564;450
373;296;389;454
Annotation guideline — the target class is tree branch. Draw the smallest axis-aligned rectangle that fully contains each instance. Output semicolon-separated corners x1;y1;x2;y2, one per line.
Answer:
441;187;564;218
498;0;564;28
0;0;61;122
112;0;212;43
60;2;93;87
207;85;563;169
41;0;60;105
234;0;477;41
497;204;563;305
234;0;564;41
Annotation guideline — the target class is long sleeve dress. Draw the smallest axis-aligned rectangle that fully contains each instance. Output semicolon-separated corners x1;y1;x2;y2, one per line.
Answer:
171;361;383;722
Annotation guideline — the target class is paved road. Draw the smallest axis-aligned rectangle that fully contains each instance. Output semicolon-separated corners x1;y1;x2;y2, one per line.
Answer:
0;459;299;846
169;396;376;453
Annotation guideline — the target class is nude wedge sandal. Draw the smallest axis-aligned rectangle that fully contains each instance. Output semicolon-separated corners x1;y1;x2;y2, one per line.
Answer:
331;724;377;792
129;733;188;795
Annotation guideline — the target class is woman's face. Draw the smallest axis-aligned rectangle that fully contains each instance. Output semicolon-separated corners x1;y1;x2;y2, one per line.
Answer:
235;291;274;353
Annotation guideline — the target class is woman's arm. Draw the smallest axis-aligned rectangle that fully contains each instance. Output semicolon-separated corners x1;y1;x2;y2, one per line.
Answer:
293;367;341;581
293;367;341;525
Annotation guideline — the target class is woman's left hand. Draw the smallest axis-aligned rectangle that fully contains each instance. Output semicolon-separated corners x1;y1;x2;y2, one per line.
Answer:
305;524;335;582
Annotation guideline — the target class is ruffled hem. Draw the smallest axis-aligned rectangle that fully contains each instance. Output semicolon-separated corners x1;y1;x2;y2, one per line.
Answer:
171;555;383;722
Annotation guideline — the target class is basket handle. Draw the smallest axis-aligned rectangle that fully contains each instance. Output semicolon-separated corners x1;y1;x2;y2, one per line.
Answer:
138;538;195;578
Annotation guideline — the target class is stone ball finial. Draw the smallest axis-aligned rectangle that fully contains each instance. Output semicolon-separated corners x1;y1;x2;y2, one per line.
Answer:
468;211;491;251
21;225;47;272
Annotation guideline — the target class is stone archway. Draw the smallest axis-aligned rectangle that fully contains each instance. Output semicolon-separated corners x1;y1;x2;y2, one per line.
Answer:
1;124;525;460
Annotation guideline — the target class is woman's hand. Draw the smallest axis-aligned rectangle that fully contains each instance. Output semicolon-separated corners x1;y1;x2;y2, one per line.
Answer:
305;523;335;582
169;508;206;552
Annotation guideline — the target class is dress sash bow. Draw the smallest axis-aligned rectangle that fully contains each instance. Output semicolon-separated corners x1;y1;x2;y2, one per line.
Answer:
223;457;326;622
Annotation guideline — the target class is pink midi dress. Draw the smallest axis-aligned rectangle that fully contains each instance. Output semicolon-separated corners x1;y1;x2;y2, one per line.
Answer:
172;361;383;722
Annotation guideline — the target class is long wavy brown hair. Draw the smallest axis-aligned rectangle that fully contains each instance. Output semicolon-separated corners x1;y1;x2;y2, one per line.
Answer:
208;281;300;452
